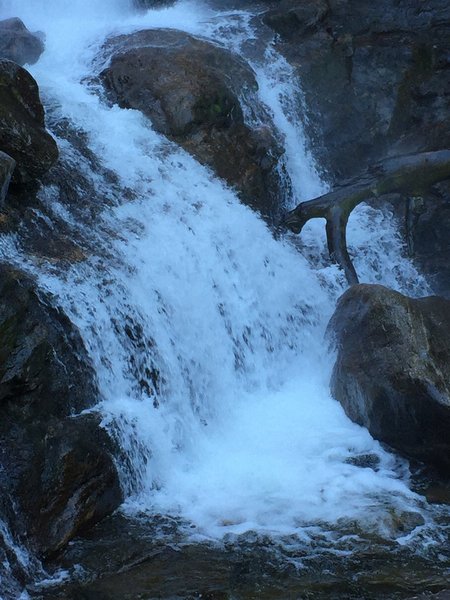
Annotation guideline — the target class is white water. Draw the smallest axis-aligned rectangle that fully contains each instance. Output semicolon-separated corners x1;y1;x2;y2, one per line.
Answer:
0;0;434;560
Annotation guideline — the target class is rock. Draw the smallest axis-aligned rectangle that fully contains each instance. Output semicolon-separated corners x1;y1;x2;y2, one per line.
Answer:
406;593;450;600
0;59;58;187
0;17;44;66
0;266;122;557
264;0;450;294
328;284;450;475
0;151;15;205
264;0;329;38
264;0;450;180
409;184;450;298
98;29;282;219
133;0;176;8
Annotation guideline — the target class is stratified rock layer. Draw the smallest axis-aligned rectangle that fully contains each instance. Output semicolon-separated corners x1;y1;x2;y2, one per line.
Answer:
329;284;450;474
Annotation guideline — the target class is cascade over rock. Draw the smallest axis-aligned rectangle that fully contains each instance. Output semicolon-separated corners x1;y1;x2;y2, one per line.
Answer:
98;29;283;219
264;0;450;176
0;59;58;188
0;266;122;557
0;18;44;67
328;284;450;475
264;0;450;294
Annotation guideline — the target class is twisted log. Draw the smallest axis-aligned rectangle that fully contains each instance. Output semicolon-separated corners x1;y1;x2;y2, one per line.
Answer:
284;150;450;284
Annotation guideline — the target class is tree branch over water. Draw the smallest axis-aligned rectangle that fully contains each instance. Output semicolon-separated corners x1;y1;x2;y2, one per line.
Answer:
283;150;450;285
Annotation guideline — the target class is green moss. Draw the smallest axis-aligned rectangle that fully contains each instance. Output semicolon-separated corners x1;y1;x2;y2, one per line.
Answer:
193;91;238;126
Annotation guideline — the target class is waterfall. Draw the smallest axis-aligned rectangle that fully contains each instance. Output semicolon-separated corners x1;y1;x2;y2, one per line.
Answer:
0;0;441;593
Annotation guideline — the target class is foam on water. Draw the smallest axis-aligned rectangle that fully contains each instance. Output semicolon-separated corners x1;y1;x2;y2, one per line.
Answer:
0;0;435;559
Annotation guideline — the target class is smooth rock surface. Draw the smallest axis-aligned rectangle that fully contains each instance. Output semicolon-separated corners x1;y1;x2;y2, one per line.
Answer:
329;284;450;474
0;59;58;187
98;29;282;219
0;17;44;66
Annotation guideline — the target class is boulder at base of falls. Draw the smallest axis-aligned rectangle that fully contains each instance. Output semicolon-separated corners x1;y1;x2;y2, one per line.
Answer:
0;59;58;188
0;17;44;66
0;266;122;558
328;284;450;475
98;29;282;220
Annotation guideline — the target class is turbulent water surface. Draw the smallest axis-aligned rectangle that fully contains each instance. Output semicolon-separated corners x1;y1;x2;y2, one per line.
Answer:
0;0;449;598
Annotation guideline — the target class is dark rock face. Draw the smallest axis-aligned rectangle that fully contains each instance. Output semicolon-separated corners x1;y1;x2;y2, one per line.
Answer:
133;0;176;8
265;0;450;179
0;18;44;67
264;0;450;294
0;59;58;187
0;266;122;557
98;29;282;219
0;151;15;205
329;284;450;474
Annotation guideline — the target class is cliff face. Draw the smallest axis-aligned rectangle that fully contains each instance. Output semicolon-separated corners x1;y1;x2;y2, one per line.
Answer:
264;0;450;296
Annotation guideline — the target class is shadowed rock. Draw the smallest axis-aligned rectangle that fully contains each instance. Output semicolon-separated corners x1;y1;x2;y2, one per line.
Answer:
0;152;15;205
328;284;450;475
0;266;122;557
0;59;58;188
0;17;44;66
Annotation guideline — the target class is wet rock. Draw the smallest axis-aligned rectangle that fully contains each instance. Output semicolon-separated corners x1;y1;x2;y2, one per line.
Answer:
98;29;282;219
0;59;58;187
0;266;122;557
328;284;450;475
407;593;450;600
0;17;44;66
133;0;176;8
264;0;450;293
264;0;329;38
0;151;15;205
264;0;450;180
402;182;450;298
344;453;381;471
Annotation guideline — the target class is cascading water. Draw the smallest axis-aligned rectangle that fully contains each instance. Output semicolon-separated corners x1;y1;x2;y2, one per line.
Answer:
0;0;448;596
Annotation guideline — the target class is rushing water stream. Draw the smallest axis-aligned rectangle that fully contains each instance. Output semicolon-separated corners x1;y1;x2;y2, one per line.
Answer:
0;0;449;598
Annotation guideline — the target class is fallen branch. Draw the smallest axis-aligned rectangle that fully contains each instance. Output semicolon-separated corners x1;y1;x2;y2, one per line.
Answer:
283;150;450;284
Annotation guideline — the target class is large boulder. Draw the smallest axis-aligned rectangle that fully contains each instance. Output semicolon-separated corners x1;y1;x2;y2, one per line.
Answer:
328;284;450;474
98;29;282;219
0;266;122;557
0;59;58;187
0;17;44;66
